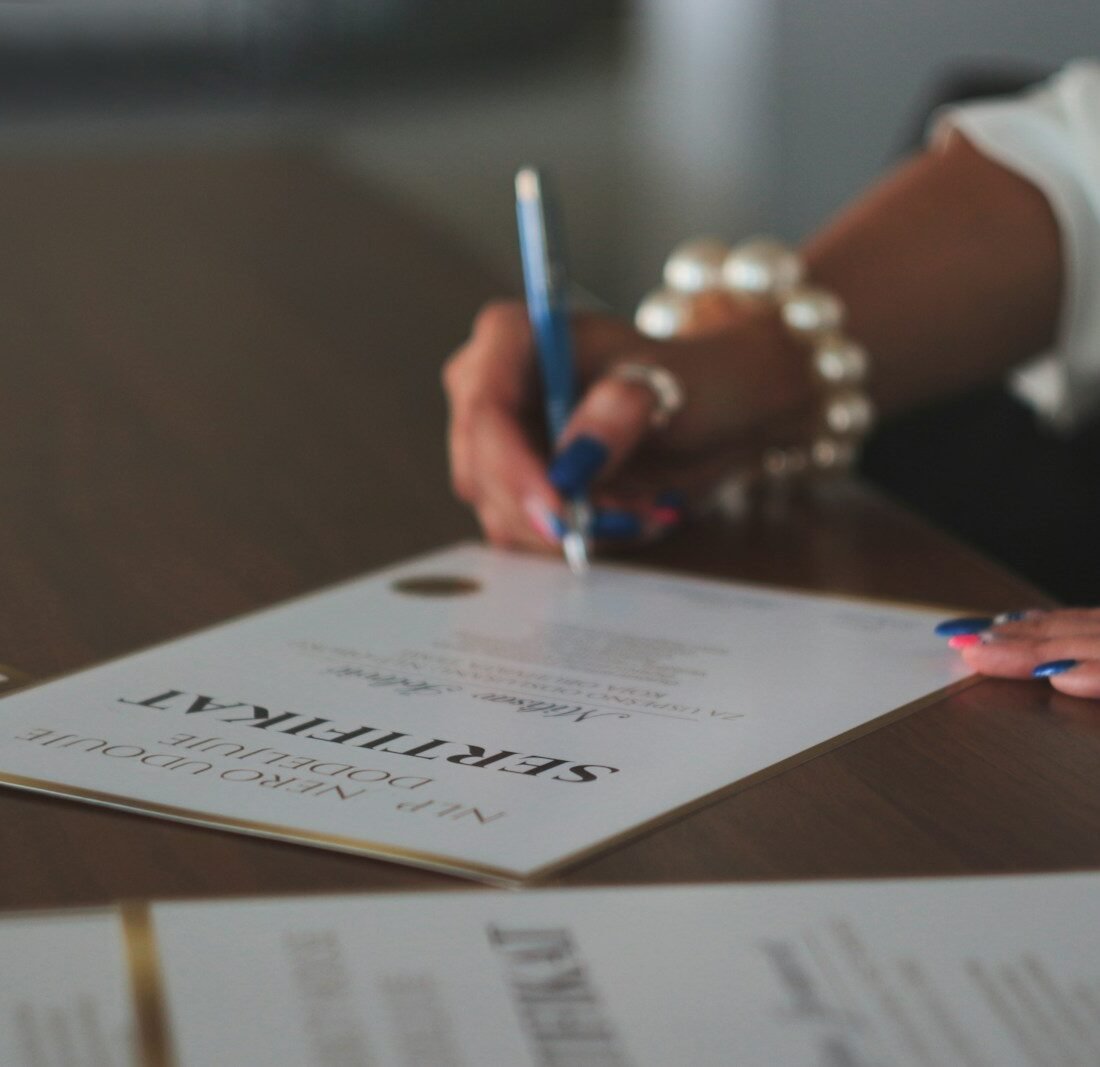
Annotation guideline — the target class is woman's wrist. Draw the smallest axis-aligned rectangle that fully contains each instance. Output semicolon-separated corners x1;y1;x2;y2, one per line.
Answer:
635;240;874;472
720;304;819;429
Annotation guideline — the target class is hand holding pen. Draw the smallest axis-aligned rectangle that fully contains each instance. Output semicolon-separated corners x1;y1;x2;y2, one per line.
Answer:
443;173;823;560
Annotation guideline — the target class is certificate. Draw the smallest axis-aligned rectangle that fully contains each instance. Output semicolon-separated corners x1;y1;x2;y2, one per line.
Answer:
4;872;1099;1066
0;544;967;883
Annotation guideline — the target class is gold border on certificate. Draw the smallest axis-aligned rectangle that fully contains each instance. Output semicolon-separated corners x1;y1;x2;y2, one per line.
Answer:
0;675;979;887
0;770;527;887
121;902;175;1067
521;673;984;881
0;542;996;885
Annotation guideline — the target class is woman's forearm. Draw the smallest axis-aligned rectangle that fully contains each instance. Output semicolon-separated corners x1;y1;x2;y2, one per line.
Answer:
801;132;1063;416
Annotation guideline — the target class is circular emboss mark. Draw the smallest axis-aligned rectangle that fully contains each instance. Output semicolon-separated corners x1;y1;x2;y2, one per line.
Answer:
391;575;482;597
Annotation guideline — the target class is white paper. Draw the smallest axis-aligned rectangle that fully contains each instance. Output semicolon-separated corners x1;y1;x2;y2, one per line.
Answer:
152;872;1100;1066
152;871;1100;1060
6;873;1099;1066
0;909;137;1067
0;544;967;882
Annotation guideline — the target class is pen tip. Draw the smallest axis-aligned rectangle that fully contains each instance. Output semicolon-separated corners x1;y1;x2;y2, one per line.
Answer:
562;531;590;576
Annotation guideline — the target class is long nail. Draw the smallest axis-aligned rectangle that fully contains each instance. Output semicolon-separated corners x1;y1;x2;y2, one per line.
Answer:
524;497;564;544
934;616;994;638
591;509;643;540
1033;659;1079;678
548;435;610;498
650;491;686;528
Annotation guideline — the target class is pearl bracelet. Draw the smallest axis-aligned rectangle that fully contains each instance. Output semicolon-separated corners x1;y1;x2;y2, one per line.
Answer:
635;236;874;480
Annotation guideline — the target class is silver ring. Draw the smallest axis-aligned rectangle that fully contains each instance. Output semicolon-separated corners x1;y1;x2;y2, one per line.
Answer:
610;362;685;429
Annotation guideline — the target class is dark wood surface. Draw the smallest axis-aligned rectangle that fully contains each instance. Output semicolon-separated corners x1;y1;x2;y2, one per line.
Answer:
1;146;1097;910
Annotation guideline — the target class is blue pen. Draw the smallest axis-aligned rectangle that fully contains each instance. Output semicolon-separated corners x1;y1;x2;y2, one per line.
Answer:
515;166;591;574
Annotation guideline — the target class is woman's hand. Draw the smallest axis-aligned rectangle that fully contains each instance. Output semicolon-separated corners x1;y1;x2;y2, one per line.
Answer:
941;609;1100;698
442;299;810;551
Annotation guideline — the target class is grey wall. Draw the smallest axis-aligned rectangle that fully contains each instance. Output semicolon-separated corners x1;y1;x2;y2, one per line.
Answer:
773;0;1100;238
332;0;1100;312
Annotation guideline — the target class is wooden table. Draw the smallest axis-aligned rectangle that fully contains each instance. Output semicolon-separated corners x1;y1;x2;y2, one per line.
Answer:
1;147;1097;909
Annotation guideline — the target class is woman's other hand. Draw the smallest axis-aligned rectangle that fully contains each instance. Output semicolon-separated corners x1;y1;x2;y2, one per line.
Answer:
941;609;1100;698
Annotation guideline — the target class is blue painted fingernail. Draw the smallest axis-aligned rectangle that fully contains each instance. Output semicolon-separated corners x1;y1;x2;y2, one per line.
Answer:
934;616;994;637
1033;659;1079;678
592;510;643;540
548;435;610;498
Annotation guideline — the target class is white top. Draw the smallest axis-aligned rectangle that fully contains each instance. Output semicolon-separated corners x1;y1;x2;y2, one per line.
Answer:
933;61;1100;431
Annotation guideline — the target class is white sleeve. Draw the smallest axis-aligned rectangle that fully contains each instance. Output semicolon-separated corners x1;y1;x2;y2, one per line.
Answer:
932;61;1100;431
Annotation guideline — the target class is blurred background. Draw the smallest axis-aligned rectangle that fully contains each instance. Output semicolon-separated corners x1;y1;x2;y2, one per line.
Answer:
1;0;1098;310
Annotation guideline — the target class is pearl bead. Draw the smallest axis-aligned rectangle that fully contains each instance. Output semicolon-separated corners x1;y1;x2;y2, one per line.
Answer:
634;287;691;339
781;286;845;336
722;238;803;297
811;436;858;470
812;335;868;384
663;237;731;294
824;390;875;435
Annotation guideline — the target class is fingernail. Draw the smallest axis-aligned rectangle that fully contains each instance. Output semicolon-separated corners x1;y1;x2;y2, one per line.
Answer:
1033;659;1079;678
649;490;687;530
524;497;564;544
934;616;994;637
548;435;610;498
948;634;984;649
592;509;643;540
994;609;1043;624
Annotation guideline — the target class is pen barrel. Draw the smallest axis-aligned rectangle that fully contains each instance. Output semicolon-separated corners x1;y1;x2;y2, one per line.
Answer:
531;304;576;441
516;191;576;442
